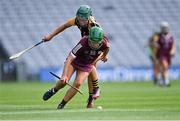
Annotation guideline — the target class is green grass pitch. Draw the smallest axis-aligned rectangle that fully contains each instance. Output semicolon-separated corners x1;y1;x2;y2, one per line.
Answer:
0;80;180;120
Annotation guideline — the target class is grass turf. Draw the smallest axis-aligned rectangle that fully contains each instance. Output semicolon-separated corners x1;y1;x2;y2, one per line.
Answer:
0;80;180;120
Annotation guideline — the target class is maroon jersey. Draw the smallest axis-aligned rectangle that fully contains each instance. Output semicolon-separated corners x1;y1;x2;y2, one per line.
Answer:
71;36;110;72
156;33;174;64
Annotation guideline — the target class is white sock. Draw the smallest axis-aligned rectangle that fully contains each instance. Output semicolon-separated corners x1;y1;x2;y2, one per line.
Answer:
165;79;170;85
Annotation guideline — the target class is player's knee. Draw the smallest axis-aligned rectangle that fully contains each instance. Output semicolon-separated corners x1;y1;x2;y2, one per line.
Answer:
58;80;66;86
74;81;82;88
162;62;169;70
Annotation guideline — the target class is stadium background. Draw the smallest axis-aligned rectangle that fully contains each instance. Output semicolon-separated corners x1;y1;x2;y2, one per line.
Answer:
0;0;180;81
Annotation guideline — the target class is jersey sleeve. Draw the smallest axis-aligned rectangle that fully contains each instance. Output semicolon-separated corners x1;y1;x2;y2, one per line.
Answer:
152;34;160;42
149;33;160;48
71;43;82;58
103;36;110;48
65;17;76;27
70;38;86;58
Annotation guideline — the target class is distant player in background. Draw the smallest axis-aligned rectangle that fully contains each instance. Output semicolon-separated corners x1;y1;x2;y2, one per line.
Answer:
148;22;176;86
148;31;160;85
42;5;103;108
43;27;109;109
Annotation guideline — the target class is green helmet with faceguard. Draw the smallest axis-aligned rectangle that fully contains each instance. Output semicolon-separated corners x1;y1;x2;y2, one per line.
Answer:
76;5;92;20
89;26;104;43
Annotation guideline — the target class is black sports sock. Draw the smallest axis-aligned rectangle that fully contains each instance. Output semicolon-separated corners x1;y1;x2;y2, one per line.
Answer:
52;88;58;93
92;80;99;89
153;76;158;84
50;88;58;94
61;99;67;105
57;99;67;109
88;95;93;102
89;92;93;96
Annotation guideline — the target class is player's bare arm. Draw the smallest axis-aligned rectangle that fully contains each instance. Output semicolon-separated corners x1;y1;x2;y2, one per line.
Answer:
170;42;176;56
92;53;103;65
43;18;75;42
149;34;159;59
101;48;109;62
61;54;75;84
152;34;159;48
92;47;109;65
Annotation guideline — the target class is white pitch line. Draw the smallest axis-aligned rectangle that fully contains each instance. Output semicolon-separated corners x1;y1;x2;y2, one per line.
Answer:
0;109;156;115
0;104;50;108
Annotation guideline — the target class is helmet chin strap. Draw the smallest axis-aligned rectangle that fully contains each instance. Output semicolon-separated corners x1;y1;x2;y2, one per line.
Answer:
88;40;102;50
76;17;89;28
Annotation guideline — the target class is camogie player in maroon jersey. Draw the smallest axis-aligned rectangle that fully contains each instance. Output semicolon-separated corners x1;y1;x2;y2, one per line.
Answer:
149;22;176;86
43;26;110;109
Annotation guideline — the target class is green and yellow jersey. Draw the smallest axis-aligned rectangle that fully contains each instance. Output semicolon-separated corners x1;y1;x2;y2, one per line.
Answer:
148;32;160;59
63;16;100;37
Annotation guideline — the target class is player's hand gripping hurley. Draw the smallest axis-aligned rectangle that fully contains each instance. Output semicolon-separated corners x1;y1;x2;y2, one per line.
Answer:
50;72;83;95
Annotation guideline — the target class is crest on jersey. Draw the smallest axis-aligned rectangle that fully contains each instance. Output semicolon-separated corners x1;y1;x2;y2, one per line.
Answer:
90;50;96;55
